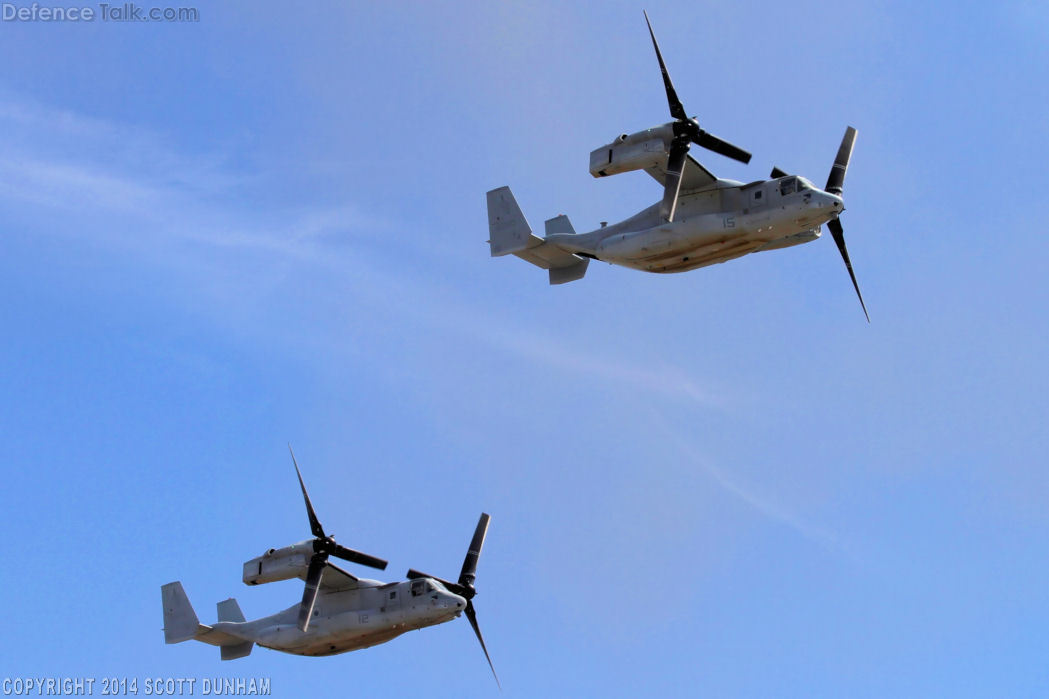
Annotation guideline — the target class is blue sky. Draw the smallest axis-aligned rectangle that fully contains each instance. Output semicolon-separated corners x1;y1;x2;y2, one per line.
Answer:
1;1;1048;696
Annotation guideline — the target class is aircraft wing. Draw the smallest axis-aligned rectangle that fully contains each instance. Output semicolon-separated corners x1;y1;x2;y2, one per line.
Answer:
644;153;717;193
318;562;360;591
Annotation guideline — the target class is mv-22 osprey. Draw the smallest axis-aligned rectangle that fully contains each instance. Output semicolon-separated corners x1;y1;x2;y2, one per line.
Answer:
161;448;498;686
488;12;868;320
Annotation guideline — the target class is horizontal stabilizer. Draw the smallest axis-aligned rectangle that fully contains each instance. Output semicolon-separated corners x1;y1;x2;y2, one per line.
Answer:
510;244;589;282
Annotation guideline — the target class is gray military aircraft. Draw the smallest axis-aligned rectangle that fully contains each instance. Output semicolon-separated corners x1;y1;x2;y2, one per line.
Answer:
161;448;498;685
488;12;868;320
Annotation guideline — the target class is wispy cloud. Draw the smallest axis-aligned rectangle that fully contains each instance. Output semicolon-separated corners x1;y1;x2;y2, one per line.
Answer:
0;93;729;410
649;409;858;560
0;94;380;261
461;320;729;409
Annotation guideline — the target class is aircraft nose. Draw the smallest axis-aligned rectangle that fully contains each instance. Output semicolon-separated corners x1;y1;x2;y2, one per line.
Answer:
827;194;844;210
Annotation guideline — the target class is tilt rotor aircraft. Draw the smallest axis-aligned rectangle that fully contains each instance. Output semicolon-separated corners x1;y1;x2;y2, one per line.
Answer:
487;12;868;320
161;447;499;686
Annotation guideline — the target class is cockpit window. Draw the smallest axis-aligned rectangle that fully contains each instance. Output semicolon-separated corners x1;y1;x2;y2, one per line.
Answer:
779;177;797;195
411;580;425;596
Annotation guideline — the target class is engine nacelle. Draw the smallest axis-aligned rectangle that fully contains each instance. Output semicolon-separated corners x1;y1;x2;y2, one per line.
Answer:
242;542;312;586
589;125;674;178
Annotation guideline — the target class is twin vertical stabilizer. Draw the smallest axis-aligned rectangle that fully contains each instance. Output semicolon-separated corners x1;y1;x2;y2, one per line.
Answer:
161;582;254;660
486;187;589;285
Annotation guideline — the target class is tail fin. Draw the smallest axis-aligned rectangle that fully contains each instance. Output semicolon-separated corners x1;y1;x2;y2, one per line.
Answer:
217;598;246;623
162;584;254;660
162;582;203;644
545;214;575;236
220;642;253;661
486;187;589;284
215;599;253;660
487;186;542;256
544;215;589;284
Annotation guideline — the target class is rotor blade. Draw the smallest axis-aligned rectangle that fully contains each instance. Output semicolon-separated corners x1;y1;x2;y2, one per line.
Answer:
643;11;687;121
826;218;869;323
465;601;500;689
458;513;491;590
770;166;789;179
288;444;325;539
659;139;689;222
694;130;752;164
331;543;388;571
297;553;327;632
825;126;857;196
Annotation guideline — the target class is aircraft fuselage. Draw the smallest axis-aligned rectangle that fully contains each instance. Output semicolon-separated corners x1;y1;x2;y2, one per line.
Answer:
552;175;843;273
208;577;465;657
